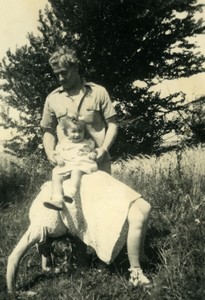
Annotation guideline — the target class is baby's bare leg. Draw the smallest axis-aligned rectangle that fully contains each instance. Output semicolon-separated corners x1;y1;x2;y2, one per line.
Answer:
65;169;84;200
70;169;84;190
43;172;64;210
52;173;64;198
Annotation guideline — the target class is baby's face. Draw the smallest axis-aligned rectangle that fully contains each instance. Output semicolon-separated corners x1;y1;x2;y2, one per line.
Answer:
66;125;84;143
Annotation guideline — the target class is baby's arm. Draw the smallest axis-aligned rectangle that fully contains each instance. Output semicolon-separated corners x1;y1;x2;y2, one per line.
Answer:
53;152;65;166
78;139;97;160
87;139;97;161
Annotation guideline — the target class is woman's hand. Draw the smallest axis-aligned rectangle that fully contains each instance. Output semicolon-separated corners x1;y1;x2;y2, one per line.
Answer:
88;151;98;161
95;147;107;162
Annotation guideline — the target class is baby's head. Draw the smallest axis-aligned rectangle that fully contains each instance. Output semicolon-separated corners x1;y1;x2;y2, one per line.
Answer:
61;116;85;143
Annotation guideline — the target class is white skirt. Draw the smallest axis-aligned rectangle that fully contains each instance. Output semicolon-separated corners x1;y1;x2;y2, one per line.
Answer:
29;170;141;264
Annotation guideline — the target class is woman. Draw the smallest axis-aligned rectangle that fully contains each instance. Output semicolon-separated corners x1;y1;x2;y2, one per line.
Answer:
7;47;151;296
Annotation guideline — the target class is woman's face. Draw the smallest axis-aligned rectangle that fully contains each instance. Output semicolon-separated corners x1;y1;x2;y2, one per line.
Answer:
53;64;78;90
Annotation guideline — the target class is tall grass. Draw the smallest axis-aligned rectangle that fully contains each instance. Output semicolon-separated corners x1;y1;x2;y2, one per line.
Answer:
113;146;205;299
0;151;25;206
0;147;204;299
0;151;52;207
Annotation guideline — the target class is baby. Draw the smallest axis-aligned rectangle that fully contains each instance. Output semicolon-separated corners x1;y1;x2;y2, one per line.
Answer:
44;115;97;210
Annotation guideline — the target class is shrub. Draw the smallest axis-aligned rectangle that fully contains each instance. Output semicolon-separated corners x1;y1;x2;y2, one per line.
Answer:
0;150;52;207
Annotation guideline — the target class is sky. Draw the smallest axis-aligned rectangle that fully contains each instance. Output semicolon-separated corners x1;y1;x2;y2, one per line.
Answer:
0;0;48;60
0;0;204;60
0;0;48;140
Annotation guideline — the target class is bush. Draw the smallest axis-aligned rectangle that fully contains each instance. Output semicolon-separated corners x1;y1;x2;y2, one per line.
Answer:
0;151;52;207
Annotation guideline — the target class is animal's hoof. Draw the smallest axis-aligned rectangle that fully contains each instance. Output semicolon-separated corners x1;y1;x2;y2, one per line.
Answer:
17;291;37;298
42;266;52;272
54;267;61;274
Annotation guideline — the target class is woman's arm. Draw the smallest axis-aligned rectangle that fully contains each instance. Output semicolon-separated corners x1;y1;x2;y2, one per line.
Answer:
95;116;118;161
43;130;57;165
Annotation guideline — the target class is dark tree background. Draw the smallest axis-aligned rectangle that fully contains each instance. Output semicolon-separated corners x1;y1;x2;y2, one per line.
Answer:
0;0;205;157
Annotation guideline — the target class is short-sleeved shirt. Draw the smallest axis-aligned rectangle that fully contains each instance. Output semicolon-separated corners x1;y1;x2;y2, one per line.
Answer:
41;81;116;147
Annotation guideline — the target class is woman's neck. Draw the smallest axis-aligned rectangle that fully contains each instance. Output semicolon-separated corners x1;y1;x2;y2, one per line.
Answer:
67;76;83;96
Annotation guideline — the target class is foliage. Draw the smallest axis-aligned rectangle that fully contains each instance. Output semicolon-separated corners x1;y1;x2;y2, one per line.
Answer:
187;97;205;143
0;150;52;207
0;0;205;156
0;149;25;206
159;96;205;151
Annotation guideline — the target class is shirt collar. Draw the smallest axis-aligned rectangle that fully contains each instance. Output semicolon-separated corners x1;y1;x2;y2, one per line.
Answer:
58;79;93;93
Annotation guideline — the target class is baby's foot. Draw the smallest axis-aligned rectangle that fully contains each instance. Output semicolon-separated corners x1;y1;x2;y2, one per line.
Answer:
64;196;73;203
44;195;64;211
64;187;77;203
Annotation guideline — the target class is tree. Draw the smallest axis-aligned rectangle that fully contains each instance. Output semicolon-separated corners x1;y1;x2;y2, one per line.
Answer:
0;0;205;156
0;9;60;154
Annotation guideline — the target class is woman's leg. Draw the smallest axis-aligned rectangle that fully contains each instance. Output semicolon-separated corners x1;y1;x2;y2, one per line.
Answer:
127;198;151;285
136;198;151;259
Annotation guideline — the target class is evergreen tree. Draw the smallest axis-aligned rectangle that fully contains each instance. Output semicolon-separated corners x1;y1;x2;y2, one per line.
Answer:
0;0;204;156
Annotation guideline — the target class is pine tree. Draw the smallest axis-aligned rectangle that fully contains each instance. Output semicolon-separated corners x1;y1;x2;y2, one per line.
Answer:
0;0;204;155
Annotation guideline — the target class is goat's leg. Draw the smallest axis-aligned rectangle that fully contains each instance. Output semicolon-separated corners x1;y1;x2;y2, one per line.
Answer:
42;254;53;272
7;227;39;296
38;239;54;272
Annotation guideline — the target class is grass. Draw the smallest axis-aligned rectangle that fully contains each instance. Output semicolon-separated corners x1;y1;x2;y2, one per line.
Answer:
0;147;205;299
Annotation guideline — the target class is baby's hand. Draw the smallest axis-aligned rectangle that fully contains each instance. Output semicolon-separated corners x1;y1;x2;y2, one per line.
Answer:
57;160;65;167
88;151;97;161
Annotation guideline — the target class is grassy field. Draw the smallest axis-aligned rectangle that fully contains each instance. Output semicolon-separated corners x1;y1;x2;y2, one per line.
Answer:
0;147;205;299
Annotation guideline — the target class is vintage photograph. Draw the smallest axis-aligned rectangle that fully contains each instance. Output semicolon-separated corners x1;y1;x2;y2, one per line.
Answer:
0;1;205;299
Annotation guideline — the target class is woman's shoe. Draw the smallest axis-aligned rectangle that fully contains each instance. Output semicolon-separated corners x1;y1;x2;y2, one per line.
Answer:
128;267;150;287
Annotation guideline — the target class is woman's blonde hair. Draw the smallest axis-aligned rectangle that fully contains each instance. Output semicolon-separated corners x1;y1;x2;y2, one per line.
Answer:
49;46;79;69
